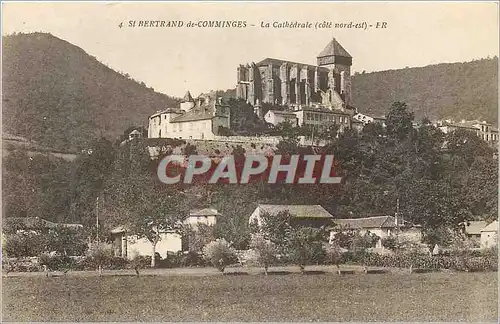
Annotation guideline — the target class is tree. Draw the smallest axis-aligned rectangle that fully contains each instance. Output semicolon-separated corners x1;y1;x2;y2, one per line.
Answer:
385;101;414;140
381;236;398;250
287;226;328;273
315;122;340;143
46;225;88;256
325;242;343;273
69;137;115;227
202;238;237;273
352;231;380;251
330;225;357;249
103;140;188;268
183;223;216;253
258;211;294;254
86;243;113;276
249;234;277;275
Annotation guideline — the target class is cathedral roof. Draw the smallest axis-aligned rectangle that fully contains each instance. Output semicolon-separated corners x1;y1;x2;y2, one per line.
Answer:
317;38;352;58
256;58;328;71
182;91;194;102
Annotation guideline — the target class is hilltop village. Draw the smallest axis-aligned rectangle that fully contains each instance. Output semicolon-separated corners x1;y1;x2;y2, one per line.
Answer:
145;38;498;149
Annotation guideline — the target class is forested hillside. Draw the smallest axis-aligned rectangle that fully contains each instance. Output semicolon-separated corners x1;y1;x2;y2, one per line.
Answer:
2;32;180;151
352;58;498;124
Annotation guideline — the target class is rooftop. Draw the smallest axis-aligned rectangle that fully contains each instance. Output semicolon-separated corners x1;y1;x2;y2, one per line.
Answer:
189;208;221;217
267;110;297;116
481;220;498;232
293;106;351;115
332;215;413;229
150;108;182;118
464;221;488;235
257;204;334;219
255;58;328;71
182;91;194;103
4;217;83;230
317;38;352;58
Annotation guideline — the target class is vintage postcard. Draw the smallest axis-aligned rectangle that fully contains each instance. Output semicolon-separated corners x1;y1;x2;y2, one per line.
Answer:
1;1;499;322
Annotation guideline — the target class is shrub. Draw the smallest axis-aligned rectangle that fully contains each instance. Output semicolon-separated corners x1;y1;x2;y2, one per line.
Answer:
180;251;206;267
341;251;498;272
38;253;73;271
4;258;43;273
202;239;237;272
86;243;113;274
381;236;398;250
130;255;151;270
46;226;88;256
325;243;342;269
3;232;46;258
106;256;130;270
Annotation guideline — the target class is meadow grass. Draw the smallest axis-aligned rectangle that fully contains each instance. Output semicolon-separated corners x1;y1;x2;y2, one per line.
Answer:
2;271;497;322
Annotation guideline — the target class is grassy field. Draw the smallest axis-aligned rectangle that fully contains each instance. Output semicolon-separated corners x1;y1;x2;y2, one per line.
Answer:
2;271;498;322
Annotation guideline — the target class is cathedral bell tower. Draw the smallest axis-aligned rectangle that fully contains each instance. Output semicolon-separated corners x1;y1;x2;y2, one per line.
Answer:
317;38;353;107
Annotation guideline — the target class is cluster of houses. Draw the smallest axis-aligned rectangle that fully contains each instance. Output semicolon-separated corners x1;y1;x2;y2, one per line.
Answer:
3;205;498;260
110;204;498;259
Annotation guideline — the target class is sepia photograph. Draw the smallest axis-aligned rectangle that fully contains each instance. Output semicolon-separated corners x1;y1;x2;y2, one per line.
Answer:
1;1;499;322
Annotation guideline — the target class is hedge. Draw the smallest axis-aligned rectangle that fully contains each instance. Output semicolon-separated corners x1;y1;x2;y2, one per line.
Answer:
341;251;498;272
3;250;497;273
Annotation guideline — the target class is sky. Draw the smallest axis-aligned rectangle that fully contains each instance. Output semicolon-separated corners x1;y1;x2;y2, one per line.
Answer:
2;1;499;97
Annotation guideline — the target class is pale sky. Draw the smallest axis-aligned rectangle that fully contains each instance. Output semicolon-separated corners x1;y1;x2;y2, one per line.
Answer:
2;2;499;97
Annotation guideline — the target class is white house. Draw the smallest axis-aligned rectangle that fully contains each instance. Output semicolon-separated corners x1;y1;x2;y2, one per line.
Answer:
330;215;422;249
292;106;352;132
463;220;488;246
148;91;230;140
111;208;221;259
264;110;298;126
352;112;374;125
435;119;499;145
480;220;498;249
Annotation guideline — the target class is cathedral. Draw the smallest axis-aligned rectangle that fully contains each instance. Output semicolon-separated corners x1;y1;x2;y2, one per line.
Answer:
236;38;353;110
